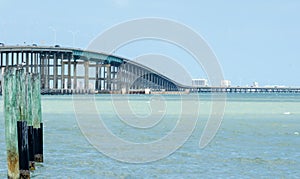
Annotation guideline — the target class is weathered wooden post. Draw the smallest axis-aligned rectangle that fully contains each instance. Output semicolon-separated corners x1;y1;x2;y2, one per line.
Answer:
16;69;30;178
4;68;20;179
32;74;43;163
26;73;35;170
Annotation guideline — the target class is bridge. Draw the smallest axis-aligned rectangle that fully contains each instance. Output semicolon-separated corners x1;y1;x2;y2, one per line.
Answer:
0;45;187;94
1;45;300;94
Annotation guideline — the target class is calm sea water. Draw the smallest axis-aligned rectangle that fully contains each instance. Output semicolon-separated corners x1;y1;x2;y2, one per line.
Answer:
0;93;300;178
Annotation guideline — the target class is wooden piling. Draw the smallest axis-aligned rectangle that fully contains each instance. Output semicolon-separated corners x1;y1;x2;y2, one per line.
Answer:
32;74;43;162
16;69;30;178
25;73;35;170
4;68;20;179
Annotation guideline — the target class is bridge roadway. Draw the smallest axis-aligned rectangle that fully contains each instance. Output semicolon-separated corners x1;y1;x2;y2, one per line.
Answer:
0;45;299;94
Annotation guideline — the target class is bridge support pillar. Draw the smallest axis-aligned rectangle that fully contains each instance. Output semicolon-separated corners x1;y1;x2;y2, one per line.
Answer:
30;52;33;72
11;52;14;67
40;53;44;89
84;61;89;91
107;64;111;91
67;57;72;89
34;52;38;73
61;54;65;90
26;53;29;72
73;60;77;90
99;64;103;91
44;54;49;90
95;62;99;91
53;53;58;89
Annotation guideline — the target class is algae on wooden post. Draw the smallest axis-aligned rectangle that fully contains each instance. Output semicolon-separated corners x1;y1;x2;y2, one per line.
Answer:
15;69;30;178
16;69;26;121
25;73;33;126
32;73;43;162
32;74;42;128
26;73;36;170
4;68;20;178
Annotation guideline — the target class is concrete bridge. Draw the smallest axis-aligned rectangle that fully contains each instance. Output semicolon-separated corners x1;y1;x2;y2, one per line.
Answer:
0;45;186;94
1;45;300;94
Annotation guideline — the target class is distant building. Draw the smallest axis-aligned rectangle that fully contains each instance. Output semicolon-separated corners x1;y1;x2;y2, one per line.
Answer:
221;80;231;87
192;79;208;87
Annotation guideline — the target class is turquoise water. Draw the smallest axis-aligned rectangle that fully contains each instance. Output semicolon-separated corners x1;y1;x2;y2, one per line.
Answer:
1;94;300;178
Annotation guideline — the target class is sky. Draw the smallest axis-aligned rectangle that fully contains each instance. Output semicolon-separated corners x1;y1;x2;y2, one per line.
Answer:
0;0;300;87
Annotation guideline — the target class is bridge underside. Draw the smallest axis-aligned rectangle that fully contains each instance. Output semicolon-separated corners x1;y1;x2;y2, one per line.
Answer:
0;47;181;94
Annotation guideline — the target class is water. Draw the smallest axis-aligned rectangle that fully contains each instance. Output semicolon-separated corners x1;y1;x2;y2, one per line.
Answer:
1;94;300;178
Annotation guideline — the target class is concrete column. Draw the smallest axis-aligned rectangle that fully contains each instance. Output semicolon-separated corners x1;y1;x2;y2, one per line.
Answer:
99;64;102;90
95;62;99;90
73;60;77;89
111;65;114;90
34;53;38;73
104;65;107;90
11;52;14;66
61;53;65;89
128;65;131;89
26;53;29;72
140;70;142;88
133;66;137;89
115;66;120;90
116;66;120;90
135;67;138;89
158;77;160;89
130;65;133;88
112;65;116;90
40;53;45;89
149;73;152;88
101;64;104;90
6;52;9;66
45;54;49;89
30;52;34;72
126;64;129;89
159;78;162;89
115;66;118;90
16;52;19;66
122;66;125;89
118;65;121;88
145;72;150;88
21;52;24;66
107;64;111;91
32;52;35;72
84;61;89;90
67;56;71;89
53;53;58;89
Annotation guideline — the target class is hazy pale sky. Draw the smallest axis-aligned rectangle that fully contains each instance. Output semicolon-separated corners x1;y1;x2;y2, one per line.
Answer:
1;0;299;86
